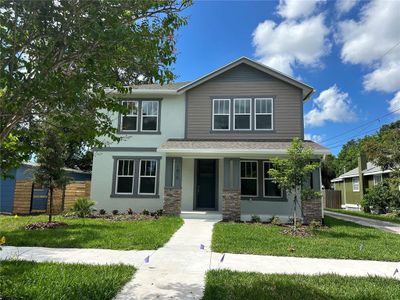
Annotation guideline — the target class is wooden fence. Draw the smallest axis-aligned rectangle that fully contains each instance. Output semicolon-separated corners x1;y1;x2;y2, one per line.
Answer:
13;180;91;215
323;189;342;209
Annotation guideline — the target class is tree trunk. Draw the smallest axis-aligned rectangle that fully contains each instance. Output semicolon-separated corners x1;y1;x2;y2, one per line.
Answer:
48;187;53;223
61;185;66;212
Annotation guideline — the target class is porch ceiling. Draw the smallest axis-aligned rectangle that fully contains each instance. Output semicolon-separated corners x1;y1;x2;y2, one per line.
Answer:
157;139;330;156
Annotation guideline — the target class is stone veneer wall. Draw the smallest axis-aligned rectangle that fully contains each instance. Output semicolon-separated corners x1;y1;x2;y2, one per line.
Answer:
163;188;182;216
222;190;241;221
302;197;322;224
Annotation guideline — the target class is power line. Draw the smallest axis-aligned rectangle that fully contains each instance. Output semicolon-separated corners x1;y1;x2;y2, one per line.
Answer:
326;125;382;149
380;39;400;60
319;106;400;144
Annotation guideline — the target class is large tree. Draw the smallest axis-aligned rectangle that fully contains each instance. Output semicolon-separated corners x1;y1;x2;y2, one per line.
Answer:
335;139;361;175
0;0;190;177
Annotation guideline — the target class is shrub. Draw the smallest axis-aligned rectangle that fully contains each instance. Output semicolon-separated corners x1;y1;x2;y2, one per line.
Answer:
71;198;95;218
142;209;149;216
156;209;163;216
270;215;281;225
99;209;106;215
112;209;119;215
127;208;133;215
251;215;261;223
301;189;321;201
362;182;398;214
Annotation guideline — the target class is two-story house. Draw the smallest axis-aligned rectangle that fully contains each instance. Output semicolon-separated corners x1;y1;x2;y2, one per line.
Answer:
90;57;329;222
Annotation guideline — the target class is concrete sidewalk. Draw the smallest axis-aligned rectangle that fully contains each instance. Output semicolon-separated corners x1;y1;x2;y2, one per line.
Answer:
0;246;152;266
325;211;400;234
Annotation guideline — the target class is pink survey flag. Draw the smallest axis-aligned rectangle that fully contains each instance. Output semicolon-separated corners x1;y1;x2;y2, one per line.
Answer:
200;244;205;250
144;256;150;263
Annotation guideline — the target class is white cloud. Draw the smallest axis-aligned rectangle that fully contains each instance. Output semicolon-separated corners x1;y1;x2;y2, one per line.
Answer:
389;91;400;114
252;14;330;76
304;133;323;143
277;0;325;19
305;85;357;127
335;0;357;15
337;0;400;92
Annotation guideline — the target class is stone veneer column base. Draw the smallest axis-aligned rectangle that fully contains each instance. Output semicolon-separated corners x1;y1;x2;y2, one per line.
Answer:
302;197;322;224
222;190;241;221
163;188;182;216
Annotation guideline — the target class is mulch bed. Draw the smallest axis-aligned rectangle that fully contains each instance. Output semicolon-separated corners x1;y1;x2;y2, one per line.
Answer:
90;213;159;221
25;221;68;230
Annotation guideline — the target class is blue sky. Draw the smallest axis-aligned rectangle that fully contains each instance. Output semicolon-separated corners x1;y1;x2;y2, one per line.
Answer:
172;0;400;155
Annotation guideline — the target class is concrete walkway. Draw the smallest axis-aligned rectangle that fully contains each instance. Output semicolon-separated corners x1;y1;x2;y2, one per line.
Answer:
325;211;400;234
115;218;218;300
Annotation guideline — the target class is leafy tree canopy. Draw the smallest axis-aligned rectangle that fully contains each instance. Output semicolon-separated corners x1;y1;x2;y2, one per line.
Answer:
0;0;191;177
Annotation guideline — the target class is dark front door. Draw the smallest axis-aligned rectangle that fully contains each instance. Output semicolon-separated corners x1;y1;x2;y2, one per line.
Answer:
196;159;217;210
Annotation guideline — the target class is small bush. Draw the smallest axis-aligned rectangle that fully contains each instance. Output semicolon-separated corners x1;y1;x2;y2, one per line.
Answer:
71;198;95;218
270;216;281;225
251;215;261;223
99;209;106;215
112;209;119;215
142;209;149;216
308;220;322;234
156;209;163;216
362;182;398;214
127;208;133;215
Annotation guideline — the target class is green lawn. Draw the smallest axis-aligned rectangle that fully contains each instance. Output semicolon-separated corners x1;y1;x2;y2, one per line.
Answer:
326;208;400;224
0;260;134;300
0;215;183;250
212;216;400;261
204;270;400;300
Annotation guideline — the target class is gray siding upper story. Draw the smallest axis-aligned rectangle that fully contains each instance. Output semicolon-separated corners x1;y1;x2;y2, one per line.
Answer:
186;64;304;140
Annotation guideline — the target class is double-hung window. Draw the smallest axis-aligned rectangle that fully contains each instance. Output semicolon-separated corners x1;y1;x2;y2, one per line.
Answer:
141;101;159;132
255;98;273;130
213;99;230;130
115;160;134;194
263;162;282;197
121;101;138;131
139;160;157;195
234;98;251;130
240;161;258;196
352;177;359;192
373;174;382;186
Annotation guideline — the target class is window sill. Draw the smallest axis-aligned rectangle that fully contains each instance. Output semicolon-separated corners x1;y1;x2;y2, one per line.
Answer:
110;194;160;199
118;131;161;135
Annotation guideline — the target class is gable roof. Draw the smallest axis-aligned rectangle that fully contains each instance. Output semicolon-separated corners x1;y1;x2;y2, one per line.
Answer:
331;162;392;182
177;57;314;100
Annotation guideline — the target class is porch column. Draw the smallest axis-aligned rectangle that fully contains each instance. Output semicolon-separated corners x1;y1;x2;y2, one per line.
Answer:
163;157;183;216
222;158;241;221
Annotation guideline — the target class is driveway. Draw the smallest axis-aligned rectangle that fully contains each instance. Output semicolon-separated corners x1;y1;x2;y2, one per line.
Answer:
325;210;400;234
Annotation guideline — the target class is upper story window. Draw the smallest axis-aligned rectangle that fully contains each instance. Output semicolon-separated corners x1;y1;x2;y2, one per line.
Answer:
212;99;230;130
119;100;160;133
255;98;273;130
141;101;159;132
352;177;359;192
234;98;251;130
263;162;282;197
121;101;138;131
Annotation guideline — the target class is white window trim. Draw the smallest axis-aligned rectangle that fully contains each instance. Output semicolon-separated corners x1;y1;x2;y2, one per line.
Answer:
373;174;383;186
254;98;273;131
352;177;360;192
138;159;158;195
212;98;230;131
120;100;138;132
233;98;252;131
263;161;283;198
141;101;159;132
115;159;135;195
240;160;258;197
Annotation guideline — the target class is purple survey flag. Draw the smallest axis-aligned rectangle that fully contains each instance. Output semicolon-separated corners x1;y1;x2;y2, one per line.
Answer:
200;244;205;250
220;253;225;263
394;268;399;276
144;256;150;263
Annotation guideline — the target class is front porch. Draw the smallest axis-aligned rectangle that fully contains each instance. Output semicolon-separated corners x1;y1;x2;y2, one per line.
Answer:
158;139;329;222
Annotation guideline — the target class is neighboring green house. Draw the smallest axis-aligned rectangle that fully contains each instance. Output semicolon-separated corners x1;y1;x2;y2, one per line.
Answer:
331;159;391;209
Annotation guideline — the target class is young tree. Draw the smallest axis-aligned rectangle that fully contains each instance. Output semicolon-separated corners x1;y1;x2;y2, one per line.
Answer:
269;138;320;228
33;126;70;222
0;0;191;176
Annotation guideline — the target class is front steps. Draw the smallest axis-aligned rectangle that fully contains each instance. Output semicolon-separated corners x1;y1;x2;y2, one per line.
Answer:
180;211;222;220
